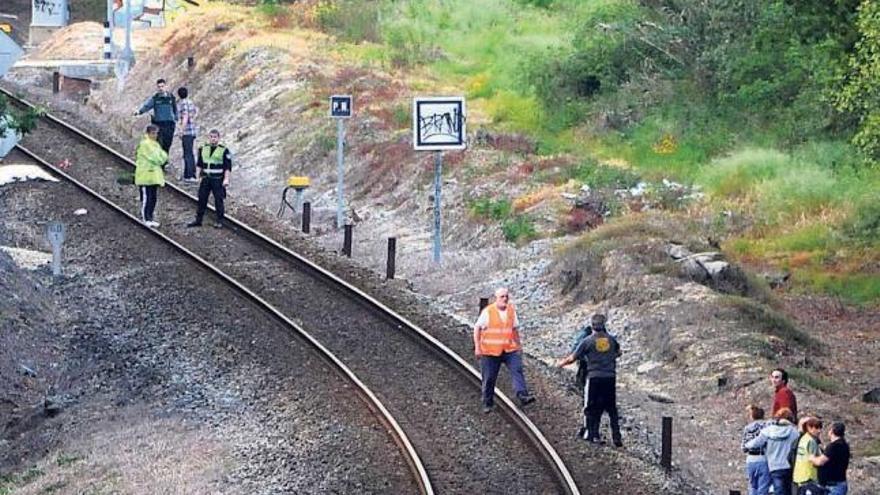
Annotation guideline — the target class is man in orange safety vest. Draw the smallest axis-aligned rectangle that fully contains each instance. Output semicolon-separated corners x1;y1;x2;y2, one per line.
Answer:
473;287;536;413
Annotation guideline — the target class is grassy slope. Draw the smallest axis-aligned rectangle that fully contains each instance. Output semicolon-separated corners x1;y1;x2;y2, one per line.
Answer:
224;0;880;305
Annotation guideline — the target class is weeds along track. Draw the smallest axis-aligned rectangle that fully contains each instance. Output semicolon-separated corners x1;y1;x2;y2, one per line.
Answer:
5;90;579;494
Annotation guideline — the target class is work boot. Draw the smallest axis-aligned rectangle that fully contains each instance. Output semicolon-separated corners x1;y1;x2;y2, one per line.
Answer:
213;221;224;229
186;220;202;228
518;394;536;406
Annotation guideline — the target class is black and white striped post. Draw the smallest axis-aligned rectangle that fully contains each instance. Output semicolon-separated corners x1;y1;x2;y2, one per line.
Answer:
103;21;112;60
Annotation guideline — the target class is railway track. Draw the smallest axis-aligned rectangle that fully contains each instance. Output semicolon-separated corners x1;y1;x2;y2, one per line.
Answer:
4;89;580;493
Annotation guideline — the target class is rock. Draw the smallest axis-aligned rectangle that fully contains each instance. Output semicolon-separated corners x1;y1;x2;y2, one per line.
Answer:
637;361;662;374
647;392;675;403
666;244;691;260
702;261;730;280
19;363;37;377
680;258;709;283
862;387;880;404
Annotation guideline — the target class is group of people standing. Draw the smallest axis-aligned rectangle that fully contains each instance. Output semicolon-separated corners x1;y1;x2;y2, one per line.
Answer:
132;78;231;228
742;369;851;495
473;288;623;446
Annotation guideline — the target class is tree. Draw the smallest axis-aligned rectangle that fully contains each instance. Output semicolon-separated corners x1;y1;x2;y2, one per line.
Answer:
837;0;880;160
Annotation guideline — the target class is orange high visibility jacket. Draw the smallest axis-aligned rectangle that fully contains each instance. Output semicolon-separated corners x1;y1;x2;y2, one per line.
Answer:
479;303;521;356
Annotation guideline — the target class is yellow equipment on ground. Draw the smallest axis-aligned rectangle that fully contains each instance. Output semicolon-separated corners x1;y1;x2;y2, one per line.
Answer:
278;175;310;219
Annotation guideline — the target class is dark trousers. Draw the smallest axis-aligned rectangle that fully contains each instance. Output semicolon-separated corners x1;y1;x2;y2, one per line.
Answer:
155;121;175;153
181;135;196;179
196;176;225;223
480;351;529;406
138;185;158;221
585;376;621;442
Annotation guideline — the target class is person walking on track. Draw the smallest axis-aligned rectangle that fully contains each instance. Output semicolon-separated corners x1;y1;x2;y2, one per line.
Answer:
134;78;177;155
186;129;231;229
473;287;536;413
134;124;167;228
557;314;623;446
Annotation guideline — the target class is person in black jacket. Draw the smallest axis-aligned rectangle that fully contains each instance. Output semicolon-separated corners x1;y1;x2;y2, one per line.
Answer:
134;79;177;154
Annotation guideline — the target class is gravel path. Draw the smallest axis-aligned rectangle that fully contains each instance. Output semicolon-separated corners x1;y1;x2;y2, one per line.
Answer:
0;156;418;493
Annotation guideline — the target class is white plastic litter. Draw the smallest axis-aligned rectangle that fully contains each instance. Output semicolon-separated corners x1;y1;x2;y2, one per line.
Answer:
0;165;59;186
74;208;88;215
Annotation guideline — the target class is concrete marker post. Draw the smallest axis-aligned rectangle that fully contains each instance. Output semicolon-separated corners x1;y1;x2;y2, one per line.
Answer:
386;237;396;280
302;201;311;233
46;221;65;277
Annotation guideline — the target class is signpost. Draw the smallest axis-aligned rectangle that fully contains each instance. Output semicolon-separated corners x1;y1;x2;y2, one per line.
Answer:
330;95;352;229
413;97;466;264
46;221;65;277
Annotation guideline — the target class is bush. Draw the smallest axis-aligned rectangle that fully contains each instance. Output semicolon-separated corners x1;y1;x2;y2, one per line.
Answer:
470;197;512;220
314;0;381;43
565;159;640;189
502;215;537;243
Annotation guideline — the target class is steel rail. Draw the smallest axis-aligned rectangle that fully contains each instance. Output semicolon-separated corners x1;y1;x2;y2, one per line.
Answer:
14;143;435;495
4;88;581;494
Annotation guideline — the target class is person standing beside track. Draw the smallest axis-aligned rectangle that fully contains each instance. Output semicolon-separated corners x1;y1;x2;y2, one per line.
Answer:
176;86;198;182
134;124;167;228
133;79;177;156
556;314;623;446
473;287;536;413
186;129;231;229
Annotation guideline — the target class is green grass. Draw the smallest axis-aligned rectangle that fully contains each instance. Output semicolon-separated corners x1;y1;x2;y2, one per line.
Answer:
788;367;837;393
470;197;512;220
721;295;821;350
797;271;880;307
502;215;537;243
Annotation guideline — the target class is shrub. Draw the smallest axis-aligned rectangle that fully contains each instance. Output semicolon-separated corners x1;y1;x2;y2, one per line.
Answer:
470;197;512;220
502;215;537;243
565;159;640;189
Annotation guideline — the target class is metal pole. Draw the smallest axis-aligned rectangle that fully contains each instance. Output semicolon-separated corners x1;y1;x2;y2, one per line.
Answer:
302;201;311;234
122;0;134;65
386;237;396;280
105;0;114;60
336;118;345;229
294;188;304;213
432;151;442;264
342;224;352;257
52;72;60;93
661;416;673;470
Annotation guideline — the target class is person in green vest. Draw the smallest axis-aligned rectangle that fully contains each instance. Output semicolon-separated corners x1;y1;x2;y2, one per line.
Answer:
134;124;168;228
794;417;823;493
186;129;232;229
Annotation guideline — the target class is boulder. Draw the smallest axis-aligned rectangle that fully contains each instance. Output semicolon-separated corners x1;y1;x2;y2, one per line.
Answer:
863;387;880;404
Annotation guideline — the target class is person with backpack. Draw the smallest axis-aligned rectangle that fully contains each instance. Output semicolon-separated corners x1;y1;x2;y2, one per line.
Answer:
742;404;771;495
745;407;800;495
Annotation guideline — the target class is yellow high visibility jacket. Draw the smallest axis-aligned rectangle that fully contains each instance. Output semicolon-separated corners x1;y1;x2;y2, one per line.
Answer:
134;136;167;186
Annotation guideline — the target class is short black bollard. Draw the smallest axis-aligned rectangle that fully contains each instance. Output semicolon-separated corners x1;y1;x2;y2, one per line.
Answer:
52;71;60;93
342;224;352;257
386;237;396;280
479;297;489;314
301;202;311;234
187;56;195;69
661;416;673;470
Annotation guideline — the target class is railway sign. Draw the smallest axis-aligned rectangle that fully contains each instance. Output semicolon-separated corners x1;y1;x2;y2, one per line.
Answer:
46;221;65;277
329;95;352;119
0;31;23;77
413;97;466;151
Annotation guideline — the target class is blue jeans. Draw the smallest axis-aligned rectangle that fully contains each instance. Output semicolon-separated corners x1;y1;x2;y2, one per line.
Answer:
770;469;792;495
480;351;528;406
747;461;771;495
825;482;847;495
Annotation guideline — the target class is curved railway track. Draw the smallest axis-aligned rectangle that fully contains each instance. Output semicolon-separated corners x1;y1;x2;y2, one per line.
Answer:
4;89;580;494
